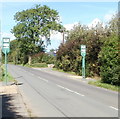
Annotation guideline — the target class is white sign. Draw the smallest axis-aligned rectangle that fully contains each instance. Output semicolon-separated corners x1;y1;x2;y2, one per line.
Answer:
81;45;86;53
81;45;86;56
3;39;10;42
3;43;9;47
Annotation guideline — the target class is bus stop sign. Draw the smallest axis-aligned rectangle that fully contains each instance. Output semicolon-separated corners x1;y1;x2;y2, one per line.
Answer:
2;37;10;54
81;45;86;56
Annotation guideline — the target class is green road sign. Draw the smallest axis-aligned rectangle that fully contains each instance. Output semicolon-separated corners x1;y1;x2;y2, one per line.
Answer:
2;37;10;54
80;45;86;78
81;45;86;56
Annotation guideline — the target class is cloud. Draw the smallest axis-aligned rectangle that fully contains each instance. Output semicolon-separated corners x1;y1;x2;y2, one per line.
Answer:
104;11;116;23
88;18;105;28
49;22;78;42
64;22;78;31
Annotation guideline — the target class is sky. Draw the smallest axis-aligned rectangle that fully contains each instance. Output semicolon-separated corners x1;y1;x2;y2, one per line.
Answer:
0;1;118;52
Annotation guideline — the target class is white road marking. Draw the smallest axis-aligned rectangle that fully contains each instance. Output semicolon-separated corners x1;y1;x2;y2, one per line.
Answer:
109;106;118;111
31;73;34;76
74;92;84;96
38;77;48;82
57;84;65;89
64;88;74;93
57;84;84;97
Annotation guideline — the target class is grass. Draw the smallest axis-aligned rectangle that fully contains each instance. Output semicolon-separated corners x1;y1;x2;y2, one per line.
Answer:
1;72;15;82
0;72;15;82
88;80;119;92
53;68;76;75
0;65;15;82
25;63;48;68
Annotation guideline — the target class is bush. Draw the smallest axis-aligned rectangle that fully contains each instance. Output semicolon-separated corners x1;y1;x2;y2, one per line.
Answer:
99;35;119;86
31;52;55;64
29;63;48;68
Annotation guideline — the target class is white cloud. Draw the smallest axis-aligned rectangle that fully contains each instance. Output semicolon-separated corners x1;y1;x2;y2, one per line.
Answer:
88;18;105;28
104;11;115;22
88;18;101;28
64;22;78;31
49;22;78;42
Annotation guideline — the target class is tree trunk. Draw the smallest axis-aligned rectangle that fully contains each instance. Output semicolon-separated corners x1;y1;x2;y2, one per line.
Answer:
28;55;32;65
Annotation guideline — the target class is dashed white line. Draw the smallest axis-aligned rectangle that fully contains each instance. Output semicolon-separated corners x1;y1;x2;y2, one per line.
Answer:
57;84;65;89
57;84;84;97
64;88;74;93
74;92;84;97
109;106;118;111
38;77;48;82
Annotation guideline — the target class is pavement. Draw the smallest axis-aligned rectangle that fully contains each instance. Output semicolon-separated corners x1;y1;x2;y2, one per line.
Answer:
6;64;119;117
0;82;30;118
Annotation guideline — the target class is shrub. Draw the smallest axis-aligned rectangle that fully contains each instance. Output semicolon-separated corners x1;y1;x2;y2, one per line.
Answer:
99;35;119;86
31;52;55;64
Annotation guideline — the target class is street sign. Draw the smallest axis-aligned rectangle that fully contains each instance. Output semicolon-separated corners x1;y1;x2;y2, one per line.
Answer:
81;45;86;56
2;37;10;85
2;37;10;54
80;45;86;78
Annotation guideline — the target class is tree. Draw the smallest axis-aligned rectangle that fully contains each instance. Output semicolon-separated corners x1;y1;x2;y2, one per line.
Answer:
99;14;120;86
56;23;105;76
12;4;64;64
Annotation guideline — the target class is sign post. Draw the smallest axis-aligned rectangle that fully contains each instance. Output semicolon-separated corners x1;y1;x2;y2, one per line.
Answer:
2;37;10;85
81;45;86;78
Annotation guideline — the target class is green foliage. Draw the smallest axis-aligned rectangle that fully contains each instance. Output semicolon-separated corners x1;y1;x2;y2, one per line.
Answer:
11;4;64;64
99;35;120;86
56;14;119;86
56;23;104;77
26;63;48;68
0;65;4;81
31;52;55;64
88;80;119;92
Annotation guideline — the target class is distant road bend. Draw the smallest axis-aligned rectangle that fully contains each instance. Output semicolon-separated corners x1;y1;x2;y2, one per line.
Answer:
8;64;118;117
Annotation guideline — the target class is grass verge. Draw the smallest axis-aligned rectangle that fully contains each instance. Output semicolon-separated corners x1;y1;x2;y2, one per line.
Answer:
25;63;48;68
88;80;119;92
53;68;76;75
0;65;15;82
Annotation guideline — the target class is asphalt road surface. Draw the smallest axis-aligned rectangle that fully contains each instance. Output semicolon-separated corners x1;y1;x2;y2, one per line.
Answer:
7;64;118;117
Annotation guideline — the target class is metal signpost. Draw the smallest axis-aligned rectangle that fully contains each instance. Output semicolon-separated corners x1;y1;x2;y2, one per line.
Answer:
81;45;86;79
2;37;10;85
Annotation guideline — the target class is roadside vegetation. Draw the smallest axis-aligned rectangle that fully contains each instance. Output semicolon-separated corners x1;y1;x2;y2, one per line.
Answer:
0;65;4;81
3;4;119;90
55;14;119;87
88;80;119;92
0;65;15;82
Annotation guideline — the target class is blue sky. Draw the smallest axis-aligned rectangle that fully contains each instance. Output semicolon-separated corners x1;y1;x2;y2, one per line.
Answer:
0;2;118;51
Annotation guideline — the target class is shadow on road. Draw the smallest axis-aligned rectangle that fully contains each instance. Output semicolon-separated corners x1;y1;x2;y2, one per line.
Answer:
2;94;23;119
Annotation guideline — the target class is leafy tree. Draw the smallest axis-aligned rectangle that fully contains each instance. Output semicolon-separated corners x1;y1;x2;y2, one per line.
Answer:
99;35;119;85
99;14;120;86
56;23;105;76
11;4;63;64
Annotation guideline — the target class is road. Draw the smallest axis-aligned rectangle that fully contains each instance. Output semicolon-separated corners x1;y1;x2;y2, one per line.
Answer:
7;64;118;117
